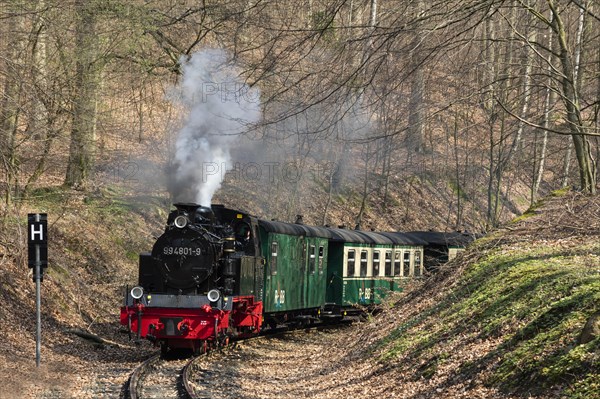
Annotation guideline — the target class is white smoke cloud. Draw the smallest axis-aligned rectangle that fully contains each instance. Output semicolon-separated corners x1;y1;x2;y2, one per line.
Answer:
168;48;261;206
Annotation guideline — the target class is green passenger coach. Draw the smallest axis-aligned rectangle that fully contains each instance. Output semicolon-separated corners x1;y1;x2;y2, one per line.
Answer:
255;217;430;325
326;230;427;308
258;220;332;326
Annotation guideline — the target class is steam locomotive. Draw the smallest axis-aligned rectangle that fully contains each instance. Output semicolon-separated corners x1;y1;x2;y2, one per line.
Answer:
120;203;472;353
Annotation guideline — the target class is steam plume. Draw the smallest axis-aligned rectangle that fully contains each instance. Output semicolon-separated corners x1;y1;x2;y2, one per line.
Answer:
168;49;261;206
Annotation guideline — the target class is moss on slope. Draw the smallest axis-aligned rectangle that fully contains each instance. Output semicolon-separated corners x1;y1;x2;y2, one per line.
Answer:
374;193;599;398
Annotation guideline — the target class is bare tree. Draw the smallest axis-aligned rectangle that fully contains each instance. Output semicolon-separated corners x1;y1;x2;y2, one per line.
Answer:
65;0;101;188
531;10;555;204
523;0;597;194
1;1;27;204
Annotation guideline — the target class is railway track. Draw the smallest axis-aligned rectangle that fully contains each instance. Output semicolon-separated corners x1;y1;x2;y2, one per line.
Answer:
184;323;354;398
125;321;353;399
184;346;242;399
126;352;194;399
125;339;299;398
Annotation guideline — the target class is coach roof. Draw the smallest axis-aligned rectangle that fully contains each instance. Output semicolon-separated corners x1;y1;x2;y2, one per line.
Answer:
405;231;477;247
258;219;333;238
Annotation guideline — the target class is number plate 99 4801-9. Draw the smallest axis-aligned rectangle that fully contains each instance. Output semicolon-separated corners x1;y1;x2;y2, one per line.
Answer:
163;247;202;256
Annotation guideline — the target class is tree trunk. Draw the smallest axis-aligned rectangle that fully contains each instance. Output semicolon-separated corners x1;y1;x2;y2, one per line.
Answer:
0;2;26;205
453;112;462;228
488;6;517;228
65;0;100;188
550;0;597;194
483;15;498;228
355;143;372;230
406;0;425;154
381;134;392;207
321;141;340;225
532;11;554;205
27;0;48;141
407;66;425;154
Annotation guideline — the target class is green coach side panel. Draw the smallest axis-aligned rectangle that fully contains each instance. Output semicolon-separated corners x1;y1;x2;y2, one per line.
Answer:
260;231;329;313
262;232;327;312
258;218;334;314
391;246;424;290
340;244;424;306
369;245;395;304
343;244;393;306
340;243;373;306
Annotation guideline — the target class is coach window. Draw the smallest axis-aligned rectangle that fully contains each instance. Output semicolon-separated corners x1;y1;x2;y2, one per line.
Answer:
414;251;422;276
318;246;324;274
271;242;278;274
403;251;411;277
385;251;392;276
360;250;368;277
309;245;316;274
394;251;401;276
372;251;380;277
346;249;356;277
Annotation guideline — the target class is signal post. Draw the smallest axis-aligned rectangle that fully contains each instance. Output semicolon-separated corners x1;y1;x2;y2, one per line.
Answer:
28;213;47;367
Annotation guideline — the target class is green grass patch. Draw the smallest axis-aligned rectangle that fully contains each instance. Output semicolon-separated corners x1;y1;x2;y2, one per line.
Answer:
23;186;72;211
378;241;600;396
448;179;469;201
551;187;571;197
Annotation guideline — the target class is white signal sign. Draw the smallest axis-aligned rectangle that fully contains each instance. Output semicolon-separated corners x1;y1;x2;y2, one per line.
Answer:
28;214;48;269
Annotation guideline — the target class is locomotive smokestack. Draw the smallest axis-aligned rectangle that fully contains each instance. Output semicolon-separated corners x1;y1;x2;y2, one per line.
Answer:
173;203;202;223
295;214;304;224
173;203;215;225
174;203;202;214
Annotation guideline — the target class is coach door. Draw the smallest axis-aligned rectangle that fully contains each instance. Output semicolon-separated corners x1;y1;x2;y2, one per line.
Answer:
370;249;380;304
303;241;316;309
298;237;307;309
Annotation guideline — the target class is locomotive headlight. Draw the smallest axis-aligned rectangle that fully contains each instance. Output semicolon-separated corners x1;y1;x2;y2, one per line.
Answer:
207;289;221;302
174;215;188;229
131;286;144;299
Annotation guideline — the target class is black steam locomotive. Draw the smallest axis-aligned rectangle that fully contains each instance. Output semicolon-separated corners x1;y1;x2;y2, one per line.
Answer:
121;204;263;354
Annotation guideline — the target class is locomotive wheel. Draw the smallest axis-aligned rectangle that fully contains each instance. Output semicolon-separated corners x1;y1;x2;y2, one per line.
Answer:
160;341;168;357
196;340;208;355
190;340;206;356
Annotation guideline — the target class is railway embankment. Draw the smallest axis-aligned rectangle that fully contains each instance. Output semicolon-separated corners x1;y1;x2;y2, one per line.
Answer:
0;187;162;398
325;189;599;398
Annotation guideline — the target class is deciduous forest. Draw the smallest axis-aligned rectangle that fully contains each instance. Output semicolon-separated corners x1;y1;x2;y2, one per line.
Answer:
1;0;599;229
0;2;599;398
